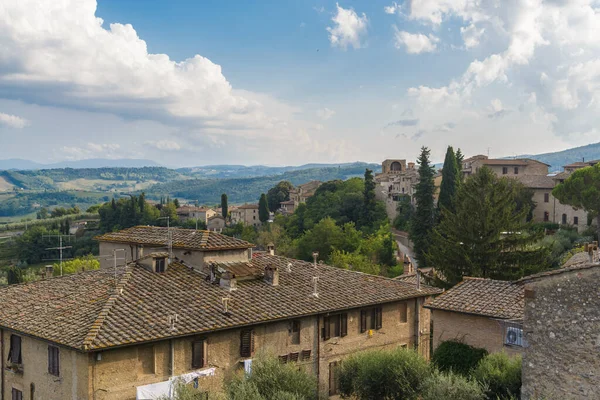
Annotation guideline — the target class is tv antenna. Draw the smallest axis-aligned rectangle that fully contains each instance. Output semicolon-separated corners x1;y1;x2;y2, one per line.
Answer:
157;216;172;262
44;234;74;276
98;248;126;286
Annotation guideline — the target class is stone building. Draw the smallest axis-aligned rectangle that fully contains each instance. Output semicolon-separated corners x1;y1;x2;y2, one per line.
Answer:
425;277;525;356
520;253;600;400
206;215;225;232
288;181;321;207
375;159;419;221
461;155;549;177
0;227;440;399
279;199;296;214
175;206;217;224
229;203;260;227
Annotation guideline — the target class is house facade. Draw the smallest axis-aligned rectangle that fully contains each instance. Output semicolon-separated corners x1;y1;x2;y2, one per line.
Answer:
230;204;260;227
288;181;321;207
207;215;226;232
175;206;217;224
461;156;549;177
0;228;441;399
374;159;419;222
425;277;525;356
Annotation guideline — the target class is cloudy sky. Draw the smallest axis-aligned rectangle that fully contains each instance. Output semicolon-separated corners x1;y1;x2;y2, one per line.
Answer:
0;0;599;167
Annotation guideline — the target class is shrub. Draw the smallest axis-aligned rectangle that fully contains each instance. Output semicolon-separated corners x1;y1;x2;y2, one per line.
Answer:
224;354;317;400
432;340;488;376
473;353;522;400
338;347;430;400
421;370;486;400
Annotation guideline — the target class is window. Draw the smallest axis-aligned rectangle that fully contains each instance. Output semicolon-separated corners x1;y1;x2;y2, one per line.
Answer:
543;212;549;222
301;349;311;361
155;257;166;273
514;167;519;174
240;329;255;358
48;346;60;376
8;335;22;364
322;313;347;340
192;339;207;369
544;193;549;203
329;361;340;396
11;388;22;400
360;306;382;333
30;383;35;400
253;216;256;220
399;302;408;323
574;216;579;225
290;320;301;345
502;167;508;175
562;214;567;224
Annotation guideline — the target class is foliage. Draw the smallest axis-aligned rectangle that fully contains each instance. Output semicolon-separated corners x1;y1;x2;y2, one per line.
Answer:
330;249;380;275
157;379;209;400
50;206;80;218
361;169;377;230
53;254;99;276
224;354;317;400
255;223;294;256
338;347;430;400
6;266;23;285
473;353;522;400
427;167;550;286
438;146;460;214
392;194;413;231
0;191;101;218
223;223;258;244
266;181;293;211
296;218;361;262
15;226;59;264
36;207;49;219
540;229;591;267
258;193;270;223
410;147;436;268
98;194;160;232
432;340;488;376
553;162;600;239
421;370;486;400
221;193;228;221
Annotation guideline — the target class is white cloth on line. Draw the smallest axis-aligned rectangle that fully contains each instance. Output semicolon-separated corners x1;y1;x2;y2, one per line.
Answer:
136;367;216;399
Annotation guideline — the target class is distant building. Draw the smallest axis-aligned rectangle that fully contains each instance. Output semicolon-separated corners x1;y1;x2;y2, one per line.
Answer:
375;159;419;222
176;206;217;224
230;203;260;227
279;199;296;214
288;181;321;207
461;155;549;177
207;215;226;232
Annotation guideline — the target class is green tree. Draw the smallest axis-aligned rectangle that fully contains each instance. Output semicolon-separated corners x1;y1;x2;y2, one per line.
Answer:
361;169;378;230
393;194;413;231
455;148;464;185
53;254;100;276
258;193;270;223
410;147;436;268
330;249;380;275
421;370;485;400
6;266;23;285
553;162;600;239
432;340;488;376
338;347;430;400
296;218;361;262
15;226;59;264
36;207;49;220
221;193;229;221
472;353;522;400
173;198;180;208
438;146;459;214
427;167;549;286
266;181;293;212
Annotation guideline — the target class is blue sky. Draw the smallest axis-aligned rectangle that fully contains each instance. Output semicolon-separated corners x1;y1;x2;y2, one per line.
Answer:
1;0;599;167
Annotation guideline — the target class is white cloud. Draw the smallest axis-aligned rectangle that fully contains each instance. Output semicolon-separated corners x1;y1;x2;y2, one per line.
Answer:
316;107;336;120
394;28;439;54
0;112;29;128
460;24;485;49
327;3;368;50
61;143;123;160
384;2;400;15
145;140;182;151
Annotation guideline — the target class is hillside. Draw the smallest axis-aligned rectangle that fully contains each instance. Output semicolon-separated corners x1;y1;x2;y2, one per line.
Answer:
0;158;161;170
145;163;379;204
517;142;600;172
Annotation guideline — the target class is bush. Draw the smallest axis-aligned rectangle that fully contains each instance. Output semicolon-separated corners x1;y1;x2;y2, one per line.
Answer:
421;370;486;400
432;340;488;376
224;354;317;400
338;347;430;400
473;353;522;400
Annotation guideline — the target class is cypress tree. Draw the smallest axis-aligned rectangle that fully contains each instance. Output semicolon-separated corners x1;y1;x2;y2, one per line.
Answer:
455;148;464;188
258;193;270;223
221;193;228;221
427;167;549;286
410;147;436;268
361;168;377;229
438;146;459;214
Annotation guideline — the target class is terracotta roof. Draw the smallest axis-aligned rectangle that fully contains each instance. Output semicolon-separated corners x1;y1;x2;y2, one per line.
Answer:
0;254;441;351
95;226;253;250
553;171;570;180
394;273;424;285
280;200;295;205
563;160;599;168
425;277;524;319
513;175;556;189
516;262;600;284
237;204;259;209
207;215;225;221
480;159;542;166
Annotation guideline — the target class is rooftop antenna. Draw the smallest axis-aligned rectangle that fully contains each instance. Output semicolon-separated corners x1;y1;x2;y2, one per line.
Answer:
168;314;178;331
43;234;74;276
312;276;319;298
222;296;231;315
157;216;172;263
286;262;292;273
312;252;319;268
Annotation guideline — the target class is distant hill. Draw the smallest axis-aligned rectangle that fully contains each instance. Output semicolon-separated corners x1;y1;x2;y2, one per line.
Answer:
517;142;600;172
0;158;161;170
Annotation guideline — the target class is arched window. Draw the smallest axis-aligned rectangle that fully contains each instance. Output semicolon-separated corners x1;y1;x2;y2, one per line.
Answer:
390;161;402;172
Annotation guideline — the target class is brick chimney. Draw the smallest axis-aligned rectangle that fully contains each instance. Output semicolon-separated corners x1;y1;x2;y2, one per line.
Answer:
45;265;54;279
264;265;279;286
220;271;237;291
267;242;275;256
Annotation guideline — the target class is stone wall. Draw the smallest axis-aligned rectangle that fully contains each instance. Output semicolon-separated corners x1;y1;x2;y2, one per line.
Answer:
521;266;600;399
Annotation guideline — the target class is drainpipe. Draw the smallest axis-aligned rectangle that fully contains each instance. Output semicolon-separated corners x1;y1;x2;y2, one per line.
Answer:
170;339;175;377
1;328;4;400
414;298;420;353
316;316;320;397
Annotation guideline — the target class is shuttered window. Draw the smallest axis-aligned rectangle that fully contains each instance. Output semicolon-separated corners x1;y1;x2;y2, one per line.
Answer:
329;361;340;396
8;335;22;364
48;346;60;376
375;306;382;330
192;339;206;369
290;320;301;345
361;306;383;333
322;313;347;340
340;314;348;337
399;302;408;323
11;388;22;400
240;329;255;358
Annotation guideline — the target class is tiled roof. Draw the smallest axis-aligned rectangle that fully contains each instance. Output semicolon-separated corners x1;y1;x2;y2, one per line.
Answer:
553;171;570;180
95;226;253;250
280;200;295;205
0;254;441;351
516;262;600;284
480;159;540;166
513;175;556;189
425;277;523;320
237;204;259;209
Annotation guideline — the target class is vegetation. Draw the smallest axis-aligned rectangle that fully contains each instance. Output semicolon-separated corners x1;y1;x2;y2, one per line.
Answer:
438;146;460;215
338;347;431;400
432;340;489;376
553;162;600;240
361;169;377;230
427;167;549;286
98;194;160;232
410;146;436;268
473;353;522;400
392;194;413;231
224;354;317;400
266;181;293;212
158;379;209;400
53;254;99;276
421;370;486;400
258;193;270;223
221;193;228;221
0;191;103;218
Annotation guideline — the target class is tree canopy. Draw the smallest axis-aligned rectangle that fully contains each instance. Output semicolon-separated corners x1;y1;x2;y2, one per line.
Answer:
258;193;270;223
410;147;436;268
221;193;228;221
266;181;293;212
438;146;459;214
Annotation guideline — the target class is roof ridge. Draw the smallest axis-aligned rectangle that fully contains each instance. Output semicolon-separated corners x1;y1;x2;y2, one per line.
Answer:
82;266;133;351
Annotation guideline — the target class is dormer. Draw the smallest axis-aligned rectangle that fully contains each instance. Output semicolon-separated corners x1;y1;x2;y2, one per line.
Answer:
138;252;170;273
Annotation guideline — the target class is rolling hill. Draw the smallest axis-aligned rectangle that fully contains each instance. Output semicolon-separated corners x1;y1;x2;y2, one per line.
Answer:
517;142;600;172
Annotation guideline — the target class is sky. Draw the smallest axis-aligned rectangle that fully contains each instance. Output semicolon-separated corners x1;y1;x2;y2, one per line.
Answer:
0;0;599;167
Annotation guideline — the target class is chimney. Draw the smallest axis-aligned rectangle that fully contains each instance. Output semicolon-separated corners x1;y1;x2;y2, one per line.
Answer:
312;276;319;297
416;269;421;291
220;271;237;291
312;252;319;268
45;265;54;279
267;242;275;256
264;265;279;286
